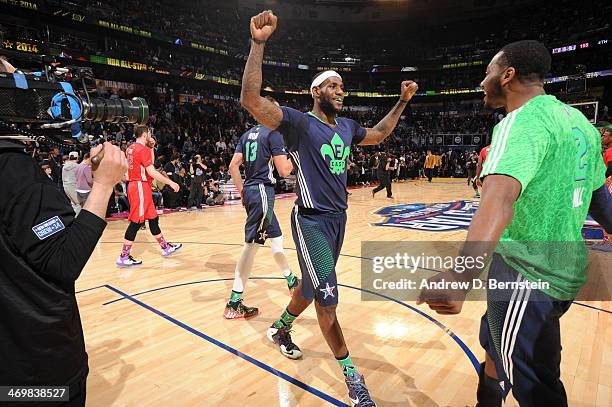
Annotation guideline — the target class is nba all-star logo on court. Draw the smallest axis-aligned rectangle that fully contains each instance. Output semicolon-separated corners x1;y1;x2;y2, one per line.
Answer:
373;201;479;232
320;133;350;175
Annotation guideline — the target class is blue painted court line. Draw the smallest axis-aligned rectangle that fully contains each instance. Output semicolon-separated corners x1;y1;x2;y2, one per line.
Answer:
103;284;348;407
102;277;240;306
571;301;612;314
102;277;481;374
75;285;105;294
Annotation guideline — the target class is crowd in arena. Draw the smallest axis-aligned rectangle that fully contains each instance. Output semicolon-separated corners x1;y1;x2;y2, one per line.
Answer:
26;93;491;216
37;0;609;67
1;0;609;94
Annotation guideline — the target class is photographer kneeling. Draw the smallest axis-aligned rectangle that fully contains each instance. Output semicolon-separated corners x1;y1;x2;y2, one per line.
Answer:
0;139;127;406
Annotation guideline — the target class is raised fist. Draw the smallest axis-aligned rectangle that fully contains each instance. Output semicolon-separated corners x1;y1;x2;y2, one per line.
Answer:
400;80;419;102
250;10;277;42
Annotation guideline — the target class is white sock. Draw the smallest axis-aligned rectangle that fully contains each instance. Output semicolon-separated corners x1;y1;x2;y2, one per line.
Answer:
231;243;259;293
269;236;292;277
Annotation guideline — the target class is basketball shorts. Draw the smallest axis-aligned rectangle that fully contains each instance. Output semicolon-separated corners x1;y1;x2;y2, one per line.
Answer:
480;253;572;406
127;181;158;223
243;183;281;244
291;207;346;307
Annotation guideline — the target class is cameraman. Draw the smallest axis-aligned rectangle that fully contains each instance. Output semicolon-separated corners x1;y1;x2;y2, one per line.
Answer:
0;57;127;404
188;154;207;209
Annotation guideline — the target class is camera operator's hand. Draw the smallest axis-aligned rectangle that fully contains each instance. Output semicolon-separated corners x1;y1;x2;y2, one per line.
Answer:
83;143;127;220
91;142;127;188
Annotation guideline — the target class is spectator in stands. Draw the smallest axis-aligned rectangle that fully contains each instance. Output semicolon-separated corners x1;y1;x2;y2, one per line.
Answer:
75;153;93;206
215;138;227;152
177;167;189;207
115;127;126;143
183;138;194;155
62;151;82;215
48;147;63;187
41;163;53;181
217;165;231;182
114;175;129;212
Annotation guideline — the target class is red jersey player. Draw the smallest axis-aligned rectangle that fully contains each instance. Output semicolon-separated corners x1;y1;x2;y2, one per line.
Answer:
117;125;182;266
592;121;612;252
473;144;491;197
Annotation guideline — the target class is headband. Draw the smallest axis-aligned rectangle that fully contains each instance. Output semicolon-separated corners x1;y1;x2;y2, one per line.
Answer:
310;70;342;97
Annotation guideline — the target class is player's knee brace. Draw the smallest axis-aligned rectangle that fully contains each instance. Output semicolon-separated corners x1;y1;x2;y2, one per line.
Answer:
269;236;284;255
149;216;162;235
124;221;141;241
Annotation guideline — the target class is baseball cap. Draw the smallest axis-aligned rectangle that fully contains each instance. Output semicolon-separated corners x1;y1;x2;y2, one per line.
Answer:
69;151;79;159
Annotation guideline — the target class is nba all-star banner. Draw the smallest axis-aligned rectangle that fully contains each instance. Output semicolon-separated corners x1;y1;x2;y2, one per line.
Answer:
1;39;40;54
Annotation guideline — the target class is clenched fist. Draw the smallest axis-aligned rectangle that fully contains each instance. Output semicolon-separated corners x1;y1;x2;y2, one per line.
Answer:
91;142;128;188
250;10;277;43
400;80;419;103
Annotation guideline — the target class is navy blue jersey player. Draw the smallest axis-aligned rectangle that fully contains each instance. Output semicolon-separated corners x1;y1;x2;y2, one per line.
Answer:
240;10;419;407
224;118;299;319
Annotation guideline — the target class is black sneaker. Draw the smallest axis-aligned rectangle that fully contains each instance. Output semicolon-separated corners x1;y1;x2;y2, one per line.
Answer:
346;372;377;406
266;325;303;359
223;300;258;319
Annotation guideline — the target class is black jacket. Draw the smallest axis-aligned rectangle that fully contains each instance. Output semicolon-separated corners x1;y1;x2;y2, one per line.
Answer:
0;140;106;387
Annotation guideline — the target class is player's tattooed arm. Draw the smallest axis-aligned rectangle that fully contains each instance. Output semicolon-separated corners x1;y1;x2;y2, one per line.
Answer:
360;81;418;145
240;10;283;130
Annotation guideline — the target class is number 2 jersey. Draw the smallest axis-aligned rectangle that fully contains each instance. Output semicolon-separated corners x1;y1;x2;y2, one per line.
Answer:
481;95;606;300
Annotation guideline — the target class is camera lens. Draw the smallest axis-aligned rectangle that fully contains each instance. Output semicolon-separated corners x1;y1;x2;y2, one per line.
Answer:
83;97;149;124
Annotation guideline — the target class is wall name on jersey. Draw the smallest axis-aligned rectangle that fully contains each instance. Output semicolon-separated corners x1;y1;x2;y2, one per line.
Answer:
372;201;479;231
248;131;259;140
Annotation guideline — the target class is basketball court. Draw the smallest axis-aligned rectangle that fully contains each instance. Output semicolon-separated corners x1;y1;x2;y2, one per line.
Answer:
76;180;611;406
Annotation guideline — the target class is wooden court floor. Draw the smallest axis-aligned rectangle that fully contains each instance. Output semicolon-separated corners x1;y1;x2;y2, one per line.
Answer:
76;179;611;406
